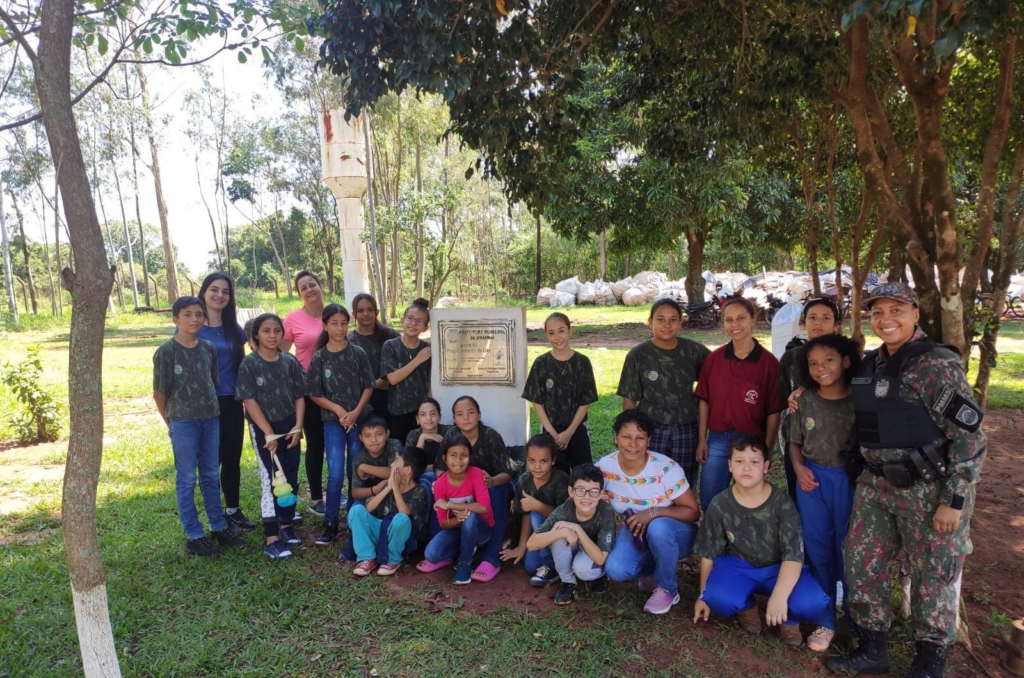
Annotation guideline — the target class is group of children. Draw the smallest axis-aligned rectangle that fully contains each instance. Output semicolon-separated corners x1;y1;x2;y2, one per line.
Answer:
155;292;864;652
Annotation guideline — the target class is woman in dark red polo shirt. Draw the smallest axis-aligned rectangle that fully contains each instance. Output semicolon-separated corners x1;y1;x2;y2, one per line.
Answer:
695;296;785;511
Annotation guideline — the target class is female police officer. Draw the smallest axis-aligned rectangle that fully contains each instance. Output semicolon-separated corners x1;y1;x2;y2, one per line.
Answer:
826;283;986;678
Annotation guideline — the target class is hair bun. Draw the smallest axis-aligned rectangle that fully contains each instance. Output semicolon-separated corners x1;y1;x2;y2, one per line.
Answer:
412;297;429;308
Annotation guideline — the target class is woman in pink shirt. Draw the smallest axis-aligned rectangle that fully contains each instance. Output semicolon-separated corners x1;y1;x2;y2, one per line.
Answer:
281;270;329;516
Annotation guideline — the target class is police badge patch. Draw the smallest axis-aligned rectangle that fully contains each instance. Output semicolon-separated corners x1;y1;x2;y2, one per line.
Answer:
955;404;980;427
874;378;890;398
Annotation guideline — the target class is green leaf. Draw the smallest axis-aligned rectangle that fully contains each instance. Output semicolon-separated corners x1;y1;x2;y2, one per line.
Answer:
143;37;153;54
294;37;305;52
237;51;247;63
97;34;108;56
464;166;474;180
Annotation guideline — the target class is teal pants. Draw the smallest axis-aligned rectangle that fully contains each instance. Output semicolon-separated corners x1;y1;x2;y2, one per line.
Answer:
347;504;414;565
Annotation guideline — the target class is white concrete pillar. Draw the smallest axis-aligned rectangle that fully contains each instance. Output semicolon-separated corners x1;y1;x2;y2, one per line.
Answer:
319;108;370;307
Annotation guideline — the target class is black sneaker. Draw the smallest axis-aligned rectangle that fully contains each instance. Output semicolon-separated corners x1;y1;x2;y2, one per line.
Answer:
588;575;609;595
529;566;559;587
292;511;303;524
554;581;577;605
225;509;257;531
186;536;221;557
211;529;246;549
279;526;301;546
315;522;338;546
308;500;326;517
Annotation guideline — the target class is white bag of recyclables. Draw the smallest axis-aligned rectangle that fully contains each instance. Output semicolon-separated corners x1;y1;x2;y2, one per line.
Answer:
577;281;597;305
435;296;462;309
555;276;582;297
550;291;576;308
771;302;804;358
536;287;556;306
643;285;662;303
622;287;647;306
611;277;635;300
594;281;617;306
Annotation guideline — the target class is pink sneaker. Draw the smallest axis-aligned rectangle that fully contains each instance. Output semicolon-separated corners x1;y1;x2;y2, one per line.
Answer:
643;587;680;615
637;576;657;593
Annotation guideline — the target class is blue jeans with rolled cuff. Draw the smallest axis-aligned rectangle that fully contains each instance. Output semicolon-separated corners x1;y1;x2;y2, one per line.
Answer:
424;512;493;570
324;420;361;522
604;517;697;594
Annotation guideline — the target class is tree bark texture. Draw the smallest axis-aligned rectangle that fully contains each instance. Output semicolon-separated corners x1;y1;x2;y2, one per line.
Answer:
535;214;542;294
684;226;707;303
34;0;121;674
135;62;178;302
0;183;19;323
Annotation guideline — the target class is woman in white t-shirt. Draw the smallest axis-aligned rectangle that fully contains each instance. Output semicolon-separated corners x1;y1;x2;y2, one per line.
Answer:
598;409;700;616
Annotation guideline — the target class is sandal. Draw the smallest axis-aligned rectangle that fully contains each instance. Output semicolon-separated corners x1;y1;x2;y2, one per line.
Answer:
416;558;452;573
471;561;501;582
679;555;701;575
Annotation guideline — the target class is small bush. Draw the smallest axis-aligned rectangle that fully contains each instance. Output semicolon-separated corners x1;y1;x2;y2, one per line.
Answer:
2;345;61;443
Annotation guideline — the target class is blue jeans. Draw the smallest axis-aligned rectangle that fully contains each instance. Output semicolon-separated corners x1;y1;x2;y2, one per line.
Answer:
347;504;416;564
524;511;554;575
480;482;514;566
324;421;361;522
700;554;829;625
424;512;493;569
419;472;442;539
604;517;697;594
796;460;855;629
169;417;226;539
700;430;741;511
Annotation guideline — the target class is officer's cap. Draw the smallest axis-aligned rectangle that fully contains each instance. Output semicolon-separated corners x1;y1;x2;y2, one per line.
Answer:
864;282;918;308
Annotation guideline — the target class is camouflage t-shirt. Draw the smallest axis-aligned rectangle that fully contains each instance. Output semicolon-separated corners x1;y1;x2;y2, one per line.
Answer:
617;338;710;425
306;344;376;423
776;343;808;450
351;438;403;489
372;483;429;539
235;351;306;424
536;498;618;553
381;338;431;415
789;390;855;468
153;338;220;420
513;468;570;516
436;424;515;477
349;327;399;381
406;424;453;469
522;351;599;430
695;483;804;568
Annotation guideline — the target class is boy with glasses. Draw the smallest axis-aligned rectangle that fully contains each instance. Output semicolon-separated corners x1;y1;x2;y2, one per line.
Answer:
527;464;616;605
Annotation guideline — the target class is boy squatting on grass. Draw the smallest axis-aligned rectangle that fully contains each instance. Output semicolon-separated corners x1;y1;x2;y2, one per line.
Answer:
153;296;246;557
340;415;403;563
693;434;829;647
526;463;617;605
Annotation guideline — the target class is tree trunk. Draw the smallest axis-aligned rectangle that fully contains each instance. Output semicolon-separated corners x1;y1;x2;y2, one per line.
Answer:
599;229;607;280
535;214;542;294
825;119;844;312
974;140;1024;406
9;193;39;314
0;182;19;323
134;61;178;302
684;226;707;302
363;113;387;324
40;193;58;315
666;251;675;279
34;0;121;674
415;137;424;298
54;174;65;315
111;164;140;309
196;156;223;270
624;251;631;277
126;65;150;307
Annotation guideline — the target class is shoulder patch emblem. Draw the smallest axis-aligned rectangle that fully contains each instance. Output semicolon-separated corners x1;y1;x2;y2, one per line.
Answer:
545;378;554;390
726;530;736;543
805;417;815;431
255;375;265;387
647;370;659;382
173;364;183;375
955;404;979;427
874;378;890;398
324;368;333;379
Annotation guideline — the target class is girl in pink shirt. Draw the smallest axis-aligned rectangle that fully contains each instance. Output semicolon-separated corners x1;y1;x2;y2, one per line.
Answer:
417;435;494;585
281;270;328;515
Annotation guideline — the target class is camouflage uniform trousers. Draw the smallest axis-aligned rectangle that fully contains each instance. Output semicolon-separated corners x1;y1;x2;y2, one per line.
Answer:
842;473;973;646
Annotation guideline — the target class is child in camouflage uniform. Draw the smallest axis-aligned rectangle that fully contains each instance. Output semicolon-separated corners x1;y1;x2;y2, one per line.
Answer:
153;296;245;557
380;298;432;445
235;313;307;560
307;303;375;546
789;334;860;652
694;434;828;648
522;313;599;472
617;299;709;487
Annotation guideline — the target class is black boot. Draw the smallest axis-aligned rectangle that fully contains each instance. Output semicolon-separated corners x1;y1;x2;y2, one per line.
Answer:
905;641;949;678
825;628;889;676
315;521;338;546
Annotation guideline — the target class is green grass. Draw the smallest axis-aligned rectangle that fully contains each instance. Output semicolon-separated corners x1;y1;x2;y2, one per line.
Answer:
1;310;1020;676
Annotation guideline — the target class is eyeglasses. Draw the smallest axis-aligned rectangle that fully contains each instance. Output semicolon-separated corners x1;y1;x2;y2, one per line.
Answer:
403;315;426;327
571;487;602;498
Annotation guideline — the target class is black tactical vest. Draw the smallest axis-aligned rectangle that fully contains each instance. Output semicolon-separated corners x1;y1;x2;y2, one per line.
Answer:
852;336;947;449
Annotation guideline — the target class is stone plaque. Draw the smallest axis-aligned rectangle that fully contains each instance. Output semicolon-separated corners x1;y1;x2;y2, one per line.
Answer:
437;319;516;386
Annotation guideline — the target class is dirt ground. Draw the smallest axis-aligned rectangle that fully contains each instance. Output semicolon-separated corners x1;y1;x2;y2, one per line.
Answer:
387;410;1024;678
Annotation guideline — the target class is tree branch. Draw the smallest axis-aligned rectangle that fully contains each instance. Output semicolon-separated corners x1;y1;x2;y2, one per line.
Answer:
0;4;38;61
